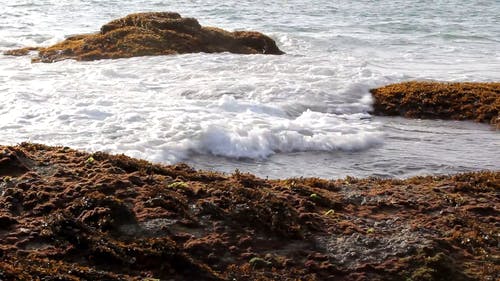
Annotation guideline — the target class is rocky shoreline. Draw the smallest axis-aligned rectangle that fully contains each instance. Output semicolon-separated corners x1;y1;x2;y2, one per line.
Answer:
370;81;500;127
1;11;499;281
4;12;284;62
0;143;498;280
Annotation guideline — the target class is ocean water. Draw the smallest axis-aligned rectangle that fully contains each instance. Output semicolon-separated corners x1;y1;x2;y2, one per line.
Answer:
1;0;499;179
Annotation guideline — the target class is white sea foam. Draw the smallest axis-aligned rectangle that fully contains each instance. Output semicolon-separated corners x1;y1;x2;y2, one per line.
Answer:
1;0;499;178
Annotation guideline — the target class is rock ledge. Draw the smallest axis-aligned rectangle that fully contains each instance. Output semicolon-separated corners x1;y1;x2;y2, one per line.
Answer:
370;81;500;127
0;143;498;280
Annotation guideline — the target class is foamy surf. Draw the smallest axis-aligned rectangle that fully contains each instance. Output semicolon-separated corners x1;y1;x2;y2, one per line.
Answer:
1;0;499;178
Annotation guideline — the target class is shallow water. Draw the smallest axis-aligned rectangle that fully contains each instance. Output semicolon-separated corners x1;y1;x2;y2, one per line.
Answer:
1;0;499;178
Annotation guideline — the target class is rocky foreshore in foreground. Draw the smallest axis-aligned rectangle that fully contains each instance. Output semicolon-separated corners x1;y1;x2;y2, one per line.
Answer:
370;81;500;127
4;12;284;62
0;143;498;280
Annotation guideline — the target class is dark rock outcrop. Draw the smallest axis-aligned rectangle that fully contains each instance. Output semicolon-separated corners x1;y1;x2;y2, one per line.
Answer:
370;81;500;127
4;12;284;62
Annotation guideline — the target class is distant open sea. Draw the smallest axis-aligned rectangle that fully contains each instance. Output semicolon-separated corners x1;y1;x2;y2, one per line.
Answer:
1;0;499;178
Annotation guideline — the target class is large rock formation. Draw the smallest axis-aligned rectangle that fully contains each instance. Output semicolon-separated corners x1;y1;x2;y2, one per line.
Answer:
4;12;284;62
370;81;500;127
0;143;498;280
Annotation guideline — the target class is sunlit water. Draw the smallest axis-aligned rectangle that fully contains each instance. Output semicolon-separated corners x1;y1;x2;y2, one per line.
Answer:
1;0;499;179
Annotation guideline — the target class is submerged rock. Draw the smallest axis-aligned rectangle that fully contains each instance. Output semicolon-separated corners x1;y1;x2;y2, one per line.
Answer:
370;81;500;127
0;143;498;280
4;12;284;62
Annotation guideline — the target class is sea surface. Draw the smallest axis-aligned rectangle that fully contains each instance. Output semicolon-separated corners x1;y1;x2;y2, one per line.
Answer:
1;0;499;179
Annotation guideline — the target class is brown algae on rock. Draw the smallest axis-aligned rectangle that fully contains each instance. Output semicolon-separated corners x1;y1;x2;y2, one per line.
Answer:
0;143;498;280
4;12;284;63
370;81;500;126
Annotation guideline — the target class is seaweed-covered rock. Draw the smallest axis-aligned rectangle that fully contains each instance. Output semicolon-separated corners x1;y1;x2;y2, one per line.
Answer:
370;81;500;126
4;12;284;63
0;143;498;280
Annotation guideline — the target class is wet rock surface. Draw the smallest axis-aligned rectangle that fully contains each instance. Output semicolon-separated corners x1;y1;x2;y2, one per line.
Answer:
4;12;284;63
0;143;498;280
370;81;500;127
